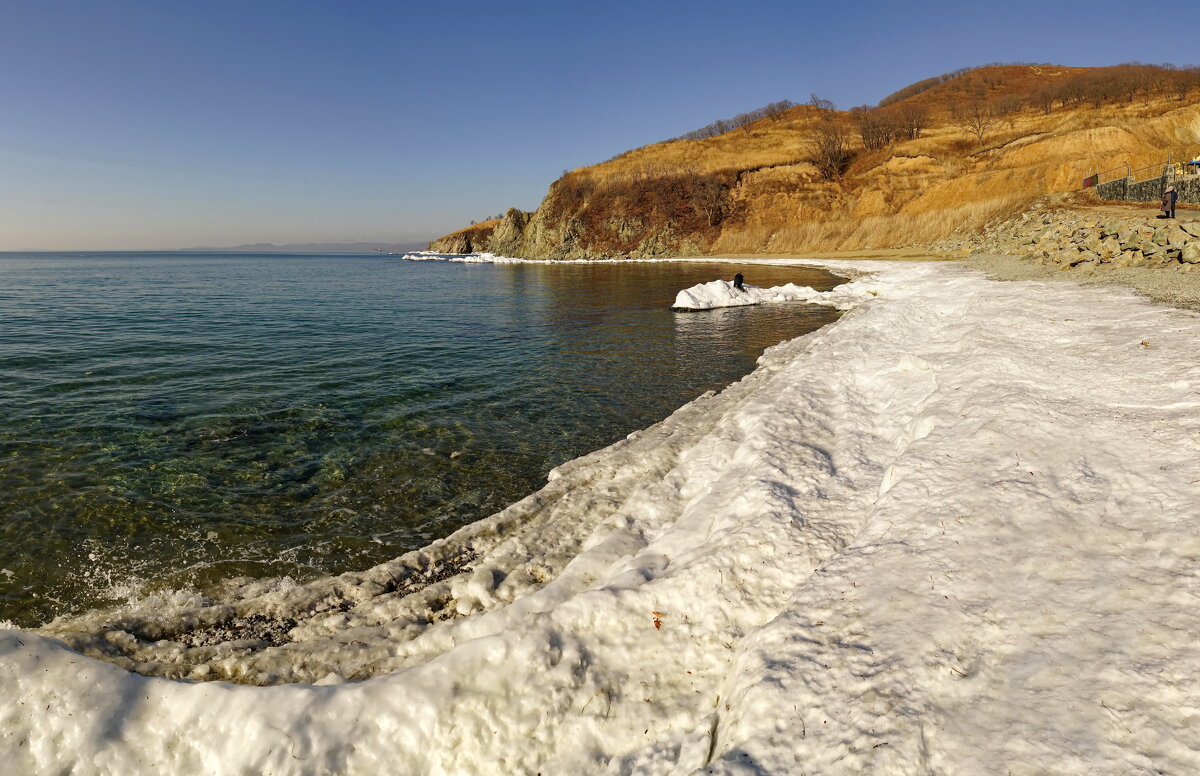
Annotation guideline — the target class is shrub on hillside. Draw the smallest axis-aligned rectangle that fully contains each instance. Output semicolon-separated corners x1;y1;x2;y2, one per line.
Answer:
674;100;796;142
878;67;976;107
893;104;929;139
809;122;854;180
950;100;998;147
1028;64;1200;112
543;166;736;253
877;62;1200;121
851;107;899;151
808;94;836;111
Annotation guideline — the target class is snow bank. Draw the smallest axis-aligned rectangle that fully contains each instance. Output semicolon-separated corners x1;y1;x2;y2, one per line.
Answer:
401;250;526;264
400;251;844;268
4;261;1200;774
401;250;668;265
670;278;821;309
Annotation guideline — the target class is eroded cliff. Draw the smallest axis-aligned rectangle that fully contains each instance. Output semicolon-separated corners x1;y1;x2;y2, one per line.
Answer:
431;65;1200;259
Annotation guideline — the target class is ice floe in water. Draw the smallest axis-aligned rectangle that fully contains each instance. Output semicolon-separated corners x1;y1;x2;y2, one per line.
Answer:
4;260;1200;774
670;278;821;310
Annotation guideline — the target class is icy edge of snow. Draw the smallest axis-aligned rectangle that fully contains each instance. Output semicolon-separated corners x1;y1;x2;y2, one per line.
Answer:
671;273;885;311
671;279;818;310
7;261;1199;775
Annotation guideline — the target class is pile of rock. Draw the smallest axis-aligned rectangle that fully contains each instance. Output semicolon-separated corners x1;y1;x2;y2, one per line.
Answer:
938;204;1200;270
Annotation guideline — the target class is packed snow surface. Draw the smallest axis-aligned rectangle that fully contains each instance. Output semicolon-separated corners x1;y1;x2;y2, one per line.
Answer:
4;261;1200;775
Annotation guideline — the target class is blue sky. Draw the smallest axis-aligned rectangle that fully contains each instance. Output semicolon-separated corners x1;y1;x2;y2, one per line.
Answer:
0;0;1189;249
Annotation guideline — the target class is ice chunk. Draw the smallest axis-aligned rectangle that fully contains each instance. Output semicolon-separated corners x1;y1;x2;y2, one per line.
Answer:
670;278;821;310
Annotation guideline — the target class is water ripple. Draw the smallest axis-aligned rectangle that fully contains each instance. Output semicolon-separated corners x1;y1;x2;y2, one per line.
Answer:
0;253;843;625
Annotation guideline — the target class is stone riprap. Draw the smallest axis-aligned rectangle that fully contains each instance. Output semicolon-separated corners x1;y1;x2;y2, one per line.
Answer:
1095;174;1200;205
938;203;1200;270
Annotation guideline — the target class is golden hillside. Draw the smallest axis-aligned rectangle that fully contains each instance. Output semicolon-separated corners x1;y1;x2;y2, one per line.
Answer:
432;64;1200;257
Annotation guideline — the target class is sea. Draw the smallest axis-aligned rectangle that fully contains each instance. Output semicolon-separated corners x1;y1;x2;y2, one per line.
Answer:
0;252;843;627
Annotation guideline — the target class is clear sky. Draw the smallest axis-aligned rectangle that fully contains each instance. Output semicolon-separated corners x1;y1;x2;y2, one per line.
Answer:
0;0;1190;250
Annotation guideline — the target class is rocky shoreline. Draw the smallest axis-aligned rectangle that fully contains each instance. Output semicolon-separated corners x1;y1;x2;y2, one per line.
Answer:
938;200;1200;310
941;201;1200;268
431;195;1200;311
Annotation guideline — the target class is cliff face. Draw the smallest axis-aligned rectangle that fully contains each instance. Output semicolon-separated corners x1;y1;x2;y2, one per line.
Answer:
431;65;1200;258
433;171;728;259
428;219;501;254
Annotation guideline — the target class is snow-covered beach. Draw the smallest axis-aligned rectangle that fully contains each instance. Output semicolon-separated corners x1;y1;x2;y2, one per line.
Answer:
3;259;1200;774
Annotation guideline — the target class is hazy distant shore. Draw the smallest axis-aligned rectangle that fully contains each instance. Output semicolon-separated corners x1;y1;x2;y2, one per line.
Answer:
181;241;429;253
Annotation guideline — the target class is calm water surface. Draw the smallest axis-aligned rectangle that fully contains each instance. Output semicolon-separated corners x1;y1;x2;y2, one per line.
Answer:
0;253;843;625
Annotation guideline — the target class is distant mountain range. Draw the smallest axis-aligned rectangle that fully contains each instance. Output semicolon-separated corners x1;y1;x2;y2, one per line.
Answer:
183;241;427;253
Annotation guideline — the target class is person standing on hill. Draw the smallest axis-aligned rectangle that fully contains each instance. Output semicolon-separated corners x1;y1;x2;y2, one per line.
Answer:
1162;186;1177;219
733;272;745;291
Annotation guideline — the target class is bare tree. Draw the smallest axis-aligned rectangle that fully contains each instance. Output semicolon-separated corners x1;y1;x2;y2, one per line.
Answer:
993;94;1024;126
684;170;730;227
809;122;853;179
1115;68;1143;103
675;99;795;141
878;66;975;107
1169;68;1200;100
951;100;997;147
893;104;929;140
808;93;836;111
1059;78;1086;106
851;107;896;150
1030;87;1056;115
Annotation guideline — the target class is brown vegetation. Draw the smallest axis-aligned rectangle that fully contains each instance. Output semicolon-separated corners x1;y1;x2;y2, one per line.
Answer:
538;166;736;255
950;100;998;147
432;64;1200;258
674;100;795;141
809;120;854;180
428;219;500;254
851;107;897;151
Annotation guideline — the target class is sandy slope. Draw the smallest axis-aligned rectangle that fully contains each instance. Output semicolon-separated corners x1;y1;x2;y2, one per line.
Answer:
2;261;1199;775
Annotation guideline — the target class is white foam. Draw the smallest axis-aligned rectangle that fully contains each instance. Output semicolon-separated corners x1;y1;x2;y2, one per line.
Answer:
4;260;1200;774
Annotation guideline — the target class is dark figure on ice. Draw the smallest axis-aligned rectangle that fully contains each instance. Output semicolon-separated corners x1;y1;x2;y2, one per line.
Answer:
733;272;744;291
1161;186;1177;219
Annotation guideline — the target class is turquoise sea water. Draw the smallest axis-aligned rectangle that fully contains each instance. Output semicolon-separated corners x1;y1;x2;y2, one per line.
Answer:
0;253;843;626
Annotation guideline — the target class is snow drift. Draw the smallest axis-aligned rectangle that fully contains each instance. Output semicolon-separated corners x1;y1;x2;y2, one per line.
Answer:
3;261;1200;775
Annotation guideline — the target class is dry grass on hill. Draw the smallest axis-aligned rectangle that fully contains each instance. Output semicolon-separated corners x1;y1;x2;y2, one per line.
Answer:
433;64;1200;257
701;98;1200;253
581;106;829;180
426;218;501;253
881;64;1089;110
713;195;1031;254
